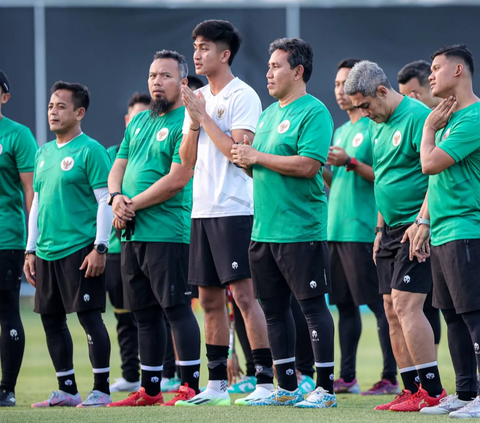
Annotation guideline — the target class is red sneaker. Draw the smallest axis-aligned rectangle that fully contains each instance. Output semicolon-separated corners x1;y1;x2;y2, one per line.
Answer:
162;384;196;406
390;386;447;412
374;389;412;410
107;387;164;407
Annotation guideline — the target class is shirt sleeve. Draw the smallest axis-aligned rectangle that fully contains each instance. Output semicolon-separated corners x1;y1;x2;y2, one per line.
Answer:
231;89;262;133
361;126;374;167
171;125;183;165
86;145;110;190
14;127;38;173
411;109;430;153
182;106;192;135
438;118;480;162
32;149;40;193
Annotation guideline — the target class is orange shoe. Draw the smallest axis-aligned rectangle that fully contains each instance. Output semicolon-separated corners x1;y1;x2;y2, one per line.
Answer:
374;389;412;410
390;386;446;412
162;384;196;406
107;387;164;407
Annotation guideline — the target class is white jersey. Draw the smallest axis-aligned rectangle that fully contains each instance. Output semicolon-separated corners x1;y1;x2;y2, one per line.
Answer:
183;77;262;218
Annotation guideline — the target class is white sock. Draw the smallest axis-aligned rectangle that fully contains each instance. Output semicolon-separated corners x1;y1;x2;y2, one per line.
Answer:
206;380;228;393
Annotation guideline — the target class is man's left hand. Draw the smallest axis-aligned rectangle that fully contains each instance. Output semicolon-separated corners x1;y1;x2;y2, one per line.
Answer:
79;249;106;278
232;136;257;168
182;85;207;123
326;146;349;166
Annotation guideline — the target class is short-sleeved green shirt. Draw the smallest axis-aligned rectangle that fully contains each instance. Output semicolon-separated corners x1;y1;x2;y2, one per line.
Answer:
33;133;110;260
251;94;333;243
328;117;376;243
117;107;192;244
106;145;121;254
428;102;480;246
0;117;38;250
370;96;430;227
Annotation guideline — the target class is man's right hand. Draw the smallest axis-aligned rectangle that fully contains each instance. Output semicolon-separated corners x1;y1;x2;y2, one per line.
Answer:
24;254;36;287
112;195;135;222
373;231;382;265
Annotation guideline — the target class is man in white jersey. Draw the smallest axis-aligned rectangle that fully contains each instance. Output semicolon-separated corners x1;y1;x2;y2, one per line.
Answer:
176;20;273;406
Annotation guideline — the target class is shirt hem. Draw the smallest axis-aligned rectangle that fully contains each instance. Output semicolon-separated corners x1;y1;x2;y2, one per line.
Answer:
251;237;326;243
192;211;253;218
431;234;480;247
36;239;93;261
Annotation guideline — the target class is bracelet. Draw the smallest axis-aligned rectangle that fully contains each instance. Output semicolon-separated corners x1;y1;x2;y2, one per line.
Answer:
189;126;200;131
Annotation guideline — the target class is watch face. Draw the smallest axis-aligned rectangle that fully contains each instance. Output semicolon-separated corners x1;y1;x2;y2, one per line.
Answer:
95;244;107;254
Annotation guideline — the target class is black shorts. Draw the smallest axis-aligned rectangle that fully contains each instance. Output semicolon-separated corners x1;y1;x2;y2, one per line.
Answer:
189;216;252;287
0;250;23;291
35;245;106;314
328;242;381;306
121;242;191;311
249;241;331;301
105;253;124;310
431;239;480;314
376;224;432;295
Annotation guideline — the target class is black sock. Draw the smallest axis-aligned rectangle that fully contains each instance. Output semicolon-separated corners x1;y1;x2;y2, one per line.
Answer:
176;364;182;379
275;360;298;391
115;312;140;383
252;348;273;385
400;369;419;393
316;365;334;394
382;374;398;385
141;368;162;396
417;363;443;396
93;371;110;395
180;363;201;393
57;372;78;395
206;344;228;381
458;391;477;401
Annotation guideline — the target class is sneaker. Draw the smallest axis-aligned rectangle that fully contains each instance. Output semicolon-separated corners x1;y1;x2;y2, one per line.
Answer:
374;389;412;410
107;387;164;407
0;390;15;407
295;387;337;409
175;388;231;406
227;375;256;394
333;378;360;394
77;390;112;408
110;377;141;393
31;390;82;408
248;387;303;406
161;376;181;393
449;396;480;418
298;375;316;394
235;386;271;405
419;394;472;415
361;379;401;396
390;386;446;412
162;384;196;406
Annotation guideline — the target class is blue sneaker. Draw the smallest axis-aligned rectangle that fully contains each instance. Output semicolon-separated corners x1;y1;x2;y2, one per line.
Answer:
228;376;256;394
295;387;337;409
298;375;315;394
248;387;303;406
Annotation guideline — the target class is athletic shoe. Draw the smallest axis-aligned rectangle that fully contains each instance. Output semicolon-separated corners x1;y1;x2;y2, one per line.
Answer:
175;388;231;406
248;387;303;406
227;375;256;394
333;378;360;394
294;387;337;409
107;387;164;407
390;386;446;412
235;386;271;405
161;376;181;393
76;390;112;407
0;390;15;407
374;389;412;410
109;377;141;393
298;375;316;394
449;395;480;418
419;394;472;415
31;390;82;408
162;384;196;406
360;379;401;395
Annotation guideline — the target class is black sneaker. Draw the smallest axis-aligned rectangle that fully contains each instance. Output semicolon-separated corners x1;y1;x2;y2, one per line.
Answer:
0;390;15;406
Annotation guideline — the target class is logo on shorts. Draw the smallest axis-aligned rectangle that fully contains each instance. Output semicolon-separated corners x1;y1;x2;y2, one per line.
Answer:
151;376;160;383
352;133;364;147
135;128;141;135
312;330;319;341
83;293;90;302
475;343;480;354
217;105;227;120
392;131;402;147
65;379;73;386
193;371;200;378
156;128;169;142
426;373;435;379
277;120;290;134
232;261;239;270
61;157;74;171
286;368;294;376
87;334;93;345
255;365;264;374
310;280;317;289
403;275;411;284
442;128;451;141
9;329;18;341
39;160;45;168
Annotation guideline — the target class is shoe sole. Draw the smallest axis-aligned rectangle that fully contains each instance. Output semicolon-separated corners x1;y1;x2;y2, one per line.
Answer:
175;399;231;407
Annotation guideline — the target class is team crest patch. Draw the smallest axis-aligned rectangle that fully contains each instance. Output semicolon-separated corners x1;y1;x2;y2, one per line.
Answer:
156;128;169;142
442;128;451;141
352;133;363;147
60;157;74;171
278;120;290;134
217;105;227;120
392;131;402;147
0;144;2;155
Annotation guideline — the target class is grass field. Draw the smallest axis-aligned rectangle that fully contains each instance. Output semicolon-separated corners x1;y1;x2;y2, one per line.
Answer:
0;297;457;422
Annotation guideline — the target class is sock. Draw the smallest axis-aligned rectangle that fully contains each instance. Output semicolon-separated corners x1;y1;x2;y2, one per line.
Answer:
416;362;443;397
176;363;181;380
141;366;162;397
399;367;419;393
56;371;78;395
382;374;398;385
179;360;201;393
206;344;228;384
458;391;477;401
274;358;297;392
316;363;334;394
93;368;110;395
252;348;274;387
341;374;355;383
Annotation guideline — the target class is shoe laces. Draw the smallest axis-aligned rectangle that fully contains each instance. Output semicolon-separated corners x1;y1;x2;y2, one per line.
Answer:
174;385;192;400
404;388;427;405
438;394;458;405
391;389;410;402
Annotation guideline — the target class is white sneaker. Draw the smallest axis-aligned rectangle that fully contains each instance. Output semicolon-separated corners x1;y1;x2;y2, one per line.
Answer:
420;394;471;415
109;377;141;393
235;386;271;405
449;396;480;418
175;388;231;406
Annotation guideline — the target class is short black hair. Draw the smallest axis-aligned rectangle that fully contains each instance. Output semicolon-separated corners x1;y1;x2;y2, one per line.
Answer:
431;44;474;76
397;60;432;87
337;58;363;70
51;81;90;111
127;92;150;110
269;38;313;83
187;75;205;91
153;50;188;80
192;20;242;66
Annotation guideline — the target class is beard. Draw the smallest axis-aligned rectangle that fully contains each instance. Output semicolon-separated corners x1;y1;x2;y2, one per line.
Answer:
150;96;174;117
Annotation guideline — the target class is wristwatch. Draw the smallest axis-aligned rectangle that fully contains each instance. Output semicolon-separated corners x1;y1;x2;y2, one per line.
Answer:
415;217;431;227
345;156;358;172
107;192;121;206
374;226;383;235
93;243;108;254
24;250;36;256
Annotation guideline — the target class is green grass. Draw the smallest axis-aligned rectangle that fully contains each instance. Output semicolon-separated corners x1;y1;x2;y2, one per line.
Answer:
0;297;456;422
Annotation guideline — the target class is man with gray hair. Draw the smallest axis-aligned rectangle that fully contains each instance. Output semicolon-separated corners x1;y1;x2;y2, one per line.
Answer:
345;60;446;412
